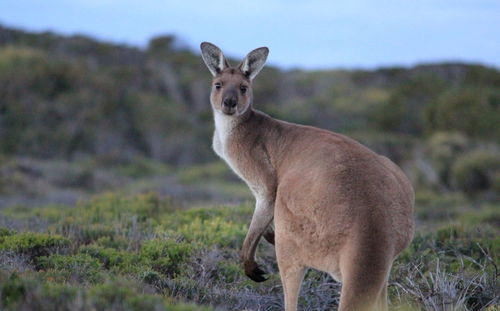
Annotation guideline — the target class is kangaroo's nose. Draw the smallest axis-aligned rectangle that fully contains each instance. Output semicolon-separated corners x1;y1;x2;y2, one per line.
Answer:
223;97;237;108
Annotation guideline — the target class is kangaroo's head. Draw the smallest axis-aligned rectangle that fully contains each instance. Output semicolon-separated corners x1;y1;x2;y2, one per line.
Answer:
200;42;268;116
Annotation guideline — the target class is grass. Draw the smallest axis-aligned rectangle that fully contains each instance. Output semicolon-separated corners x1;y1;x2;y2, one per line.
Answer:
0;192;498;310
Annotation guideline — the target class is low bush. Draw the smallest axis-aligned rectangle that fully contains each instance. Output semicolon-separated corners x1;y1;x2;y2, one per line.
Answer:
0;227;13;238
53;192;174;247
37;254;102;284
80;245;128;269
450;150;500;196
140;239;194;277
115;156;171;178
370;74;446;135
398;225;498;269
0;271;212;311
458;204;500;227
415;191;467;221
89;281;163;311
0;232;70;260
425;131;469;187
425;87;499;140
94;235;129;249
176;216;247;247
216;261;243;283
350;131;416;165
58;221;116;245
76;192;172;222
1;192;498;310
160;204;253;232
177;162;235;185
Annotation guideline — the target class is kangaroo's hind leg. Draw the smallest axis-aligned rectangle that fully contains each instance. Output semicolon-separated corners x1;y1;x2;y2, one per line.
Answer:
276;242;306;311
337;244;393;311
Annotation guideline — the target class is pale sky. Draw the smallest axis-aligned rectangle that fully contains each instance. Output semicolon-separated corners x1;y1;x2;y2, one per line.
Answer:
1;0;499;69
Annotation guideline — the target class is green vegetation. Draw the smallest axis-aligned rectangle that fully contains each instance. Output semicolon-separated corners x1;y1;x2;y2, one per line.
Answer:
425;132;469;187
0;26;499;167
451;150;500;196
0;232;70;260
0;26;498;204
425;87;500;141
0;193;498;310
0;272;211;311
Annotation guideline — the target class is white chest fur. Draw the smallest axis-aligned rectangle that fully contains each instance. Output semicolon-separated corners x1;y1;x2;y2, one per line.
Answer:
212;112;241;176
213;113;234;154
212;111;269;201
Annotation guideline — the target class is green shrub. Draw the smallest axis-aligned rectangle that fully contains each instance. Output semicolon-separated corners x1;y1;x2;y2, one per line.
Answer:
176;216;247;247
140;269;162;285
0;273;26;308
177;162;235;184
160;204;253;232
396;225;499;270
157;204;252;249
0;227;13;238
31;205;67;223
88;279;172;311
76;192;173;223
140;239;194;277
116;157;170;178
459;205;500;227
54;193;175;246
0;47;86;156
79;245;125;268
79;244;142;273
425;87;500;140
0;232;70;260
450;150;500;195
39;283;78;309
0;271;213;311
370;74;446;135
415;191;467;221
0;273;80;311
426;132;469;187
38;254;102;284
165;302;213;311
58;222;116;245
94;235;129;250
350;131;415;164
216;261;242;283
434;224;499;259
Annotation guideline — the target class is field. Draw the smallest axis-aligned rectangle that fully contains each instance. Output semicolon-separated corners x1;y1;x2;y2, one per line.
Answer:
0;162;498;311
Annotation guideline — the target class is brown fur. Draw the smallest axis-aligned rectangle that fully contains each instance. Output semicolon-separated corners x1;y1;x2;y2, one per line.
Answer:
200;42;415;311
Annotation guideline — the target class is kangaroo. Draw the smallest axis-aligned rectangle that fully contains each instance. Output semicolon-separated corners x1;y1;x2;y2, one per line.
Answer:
200;42;415;311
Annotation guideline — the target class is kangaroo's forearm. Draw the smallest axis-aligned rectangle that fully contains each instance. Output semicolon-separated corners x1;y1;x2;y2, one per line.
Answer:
241;197;274;282
241;197;274;257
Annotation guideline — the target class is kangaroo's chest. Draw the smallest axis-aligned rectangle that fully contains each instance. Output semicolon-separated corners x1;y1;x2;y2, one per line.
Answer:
212;115;246;181
213;130;240;176
212;118;261;193
213;129;273;200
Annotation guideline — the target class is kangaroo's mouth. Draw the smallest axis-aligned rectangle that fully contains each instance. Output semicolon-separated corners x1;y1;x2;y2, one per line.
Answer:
222;106;236;115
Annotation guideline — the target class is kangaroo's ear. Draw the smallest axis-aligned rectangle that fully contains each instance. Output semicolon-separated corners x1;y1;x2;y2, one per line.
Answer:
238;47;269;80
200;42;229;76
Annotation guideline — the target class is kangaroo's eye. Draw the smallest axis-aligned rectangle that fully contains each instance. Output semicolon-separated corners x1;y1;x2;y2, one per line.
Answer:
240;86;248;94
214;83;222;90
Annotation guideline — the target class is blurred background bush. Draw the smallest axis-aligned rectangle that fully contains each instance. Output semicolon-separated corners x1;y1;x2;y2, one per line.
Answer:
0;25;498;205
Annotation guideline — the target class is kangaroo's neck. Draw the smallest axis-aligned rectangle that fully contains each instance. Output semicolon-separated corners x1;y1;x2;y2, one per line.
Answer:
213;104;262;143
212;107;282;176
214;108;250;143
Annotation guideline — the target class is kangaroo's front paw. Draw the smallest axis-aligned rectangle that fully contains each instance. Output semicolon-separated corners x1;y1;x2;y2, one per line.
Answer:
244;260;268;282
